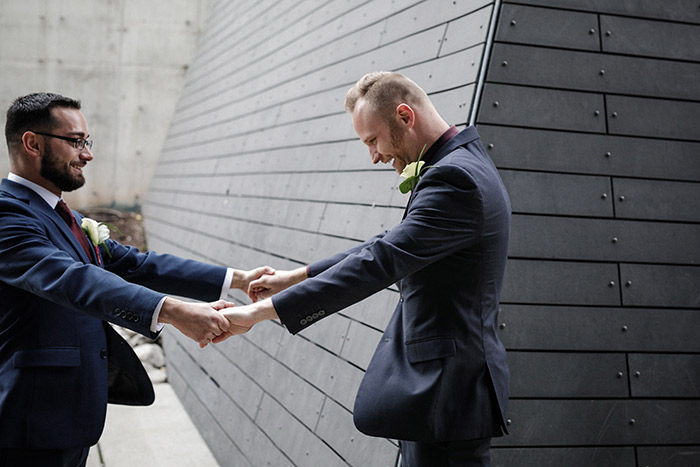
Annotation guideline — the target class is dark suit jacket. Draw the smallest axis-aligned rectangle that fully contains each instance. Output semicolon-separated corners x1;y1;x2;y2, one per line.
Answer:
0;179;227;449
273;126;511;442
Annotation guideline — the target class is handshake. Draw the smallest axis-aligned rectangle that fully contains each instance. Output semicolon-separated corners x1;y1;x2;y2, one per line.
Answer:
158;266;308;348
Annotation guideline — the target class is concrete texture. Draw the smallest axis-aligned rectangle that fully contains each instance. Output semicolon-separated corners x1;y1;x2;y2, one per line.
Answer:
87;382;218;467
0;0;212;209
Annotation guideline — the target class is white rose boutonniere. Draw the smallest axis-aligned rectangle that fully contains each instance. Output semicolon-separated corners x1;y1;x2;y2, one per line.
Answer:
81;217;121;258
399;144;435;194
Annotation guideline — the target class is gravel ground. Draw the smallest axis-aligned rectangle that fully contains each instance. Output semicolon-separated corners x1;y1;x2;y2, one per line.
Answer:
80;207;148;252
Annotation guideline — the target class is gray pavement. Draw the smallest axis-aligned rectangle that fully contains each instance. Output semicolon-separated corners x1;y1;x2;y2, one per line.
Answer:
87;382;219;467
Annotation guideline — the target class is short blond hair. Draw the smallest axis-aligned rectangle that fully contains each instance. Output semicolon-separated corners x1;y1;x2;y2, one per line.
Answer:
344;71;429;123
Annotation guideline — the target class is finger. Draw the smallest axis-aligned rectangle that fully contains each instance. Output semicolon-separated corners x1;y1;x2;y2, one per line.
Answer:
210;300;236;310
247;281;259;297
216;312;231;332
247;282;262;300
255;290;271;301
248;282;271;299
249;275;270;288
214;322;252;342
214;326;249;342
249;290;264;302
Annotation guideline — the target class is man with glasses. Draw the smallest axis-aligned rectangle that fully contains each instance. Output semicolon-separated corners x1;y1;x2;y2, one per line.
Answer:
0;93;261;466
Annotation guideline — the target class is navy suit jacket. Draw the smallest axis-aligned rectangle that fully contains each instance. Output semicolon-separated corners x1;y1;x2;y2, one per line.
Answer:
273;127;511;442
0;179;227;449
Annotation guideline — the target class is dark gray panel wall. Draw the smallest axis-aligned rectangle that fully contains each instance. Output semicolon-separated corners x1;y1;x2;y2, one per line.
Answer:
145;0;700;465
144;1;495;465
477;1;700;465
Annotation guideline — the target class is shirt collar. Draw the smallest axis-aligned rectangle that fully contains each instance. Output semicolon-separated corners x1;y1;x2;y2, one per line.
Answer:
7;172;61;209
421;126;460;165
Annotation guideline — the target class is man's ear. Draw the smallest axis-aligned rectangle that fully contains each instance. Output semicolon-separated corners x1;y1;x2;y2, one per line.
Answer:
395;103;415;128
21;131;43;158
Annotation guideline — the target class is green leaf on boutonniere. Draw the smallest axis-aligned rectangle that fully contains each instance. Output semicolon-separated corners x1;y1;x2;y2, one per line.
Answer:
81;217;123;258
398;143;431;194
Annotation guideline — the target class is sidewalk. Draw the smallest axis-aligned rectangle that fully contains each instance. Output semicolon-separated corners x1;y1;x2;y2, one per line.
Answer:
87;382;219;467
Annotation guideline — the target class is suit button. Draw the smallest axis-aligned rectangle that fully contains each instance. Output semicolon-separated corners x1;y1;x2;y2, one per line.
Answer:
132;315;139;322
312;312;319;320
100;349;107;359
318;310;325;316
125;312;133;320
300;318;307;325
114;307;121;315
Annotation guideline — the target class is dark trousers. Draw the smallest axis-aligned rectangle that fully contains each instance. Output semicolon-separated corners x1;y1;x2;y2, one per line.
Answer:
400;438;491;467
0;447;89;467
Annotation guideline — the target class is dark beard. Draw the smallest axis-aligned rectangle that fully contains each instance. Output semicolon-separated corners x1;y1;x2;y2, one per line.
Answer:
39;145;85;192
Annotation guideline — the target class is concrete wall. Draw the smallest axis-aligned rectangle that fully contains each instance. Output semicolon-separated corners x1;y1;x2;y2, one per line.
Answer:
144;1;495;465
0;0;211;209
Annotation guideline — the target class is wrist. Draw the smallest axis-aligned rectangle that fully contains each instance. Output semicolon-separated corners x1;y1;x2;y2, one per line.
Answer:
229;268;244;290
158;297;181;324
291;266;308;284
253;298;279;322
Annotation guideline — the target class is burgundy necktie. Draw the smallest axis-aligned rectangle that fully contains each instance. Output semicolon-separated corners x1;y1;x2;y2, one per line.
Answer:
55;199;95;262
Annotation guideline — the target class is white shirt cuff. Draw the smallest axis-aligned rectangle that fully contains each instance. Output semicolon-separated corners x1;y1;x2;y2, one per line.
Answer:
222;267;234;298
150;296;167;333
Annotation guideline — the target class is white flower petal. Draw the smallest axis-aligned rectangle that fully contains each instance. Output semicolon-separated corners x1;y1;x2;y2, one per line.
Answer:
81;218;100;245
400;160;425;178
97;224;111;244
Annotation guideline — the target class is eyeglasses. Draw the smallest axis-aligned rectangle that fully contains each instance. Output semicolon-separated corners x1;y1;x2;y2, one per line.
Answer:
33;131;93;150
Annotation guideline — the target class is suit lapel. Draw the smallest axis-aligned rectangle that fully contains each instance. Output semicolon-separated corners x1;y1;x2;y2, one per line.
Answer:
48;203;94;264
400;127;480;220
73;210;101;265
0;179;93;264
401;189;418;220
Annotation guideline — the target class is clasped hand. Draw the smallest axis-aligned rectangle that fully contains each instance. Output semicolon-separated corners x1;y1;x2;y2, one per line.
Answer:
246;266;308;302
160;266;278;347
212;267;308;343
164;266;304;346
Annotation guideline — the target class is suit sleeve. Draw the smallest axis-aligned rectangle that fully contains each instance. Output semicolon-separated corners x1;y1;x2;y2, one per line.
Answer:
0;199;225;337
101;240;227;302
307;231;388;277
273;160;484;334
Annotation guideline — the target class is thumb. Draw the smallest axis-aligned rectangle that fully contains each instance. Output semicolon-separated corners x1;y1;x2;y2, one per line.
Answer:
210;300;236;310
213;309;231;332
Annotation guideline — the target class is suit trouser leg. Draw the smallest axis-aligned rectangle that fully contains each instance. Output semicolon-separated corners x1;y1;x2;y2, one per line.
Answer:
0;446;89;467
400;437;491;467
